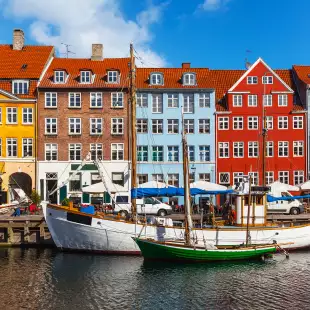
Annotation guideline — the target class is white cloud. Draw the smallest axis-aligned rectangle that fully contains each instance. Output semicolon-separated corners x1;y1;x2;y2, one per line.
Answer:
2;0;167;66
200;0;231;11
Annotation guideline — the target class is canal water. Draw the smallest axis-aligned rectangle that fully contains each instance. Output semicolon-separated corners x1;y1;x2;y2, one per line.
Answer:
0;248;309;310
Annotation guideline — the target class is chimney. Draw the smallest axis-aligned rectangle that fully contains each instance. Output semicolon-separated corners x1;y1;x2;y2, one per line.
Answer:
91;44;103;61
182;62;191;69
13;29;25;50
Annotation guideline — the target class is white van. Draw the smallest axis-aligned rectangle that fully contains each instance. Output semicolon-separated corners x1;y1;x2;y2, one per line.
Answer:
267;191;304;215
112;193;173;217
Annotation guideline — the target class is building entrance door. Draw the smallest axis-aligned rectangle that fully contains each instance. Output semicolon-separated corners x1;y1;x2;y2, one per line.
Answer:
46;173;58;204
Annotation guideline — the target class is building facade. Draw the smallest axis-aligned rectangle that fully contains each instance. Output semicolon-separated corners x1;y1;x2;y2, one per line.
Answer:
136;65;216;205
216;58;307;190
0;29;54;203
37;45;131;204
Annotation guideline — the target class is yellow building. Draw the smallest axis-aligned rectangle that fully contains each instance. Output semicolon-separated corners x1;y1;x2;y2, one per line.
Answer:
0;29;54;203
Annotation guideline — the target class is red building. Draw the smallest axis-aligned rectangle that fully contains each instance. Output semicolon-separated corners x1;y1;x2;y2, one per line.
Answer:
215;58;307;187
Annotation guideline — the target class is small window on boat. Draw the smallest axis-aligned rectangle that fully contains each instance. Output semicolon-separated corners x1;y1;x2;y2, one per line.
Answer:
116;196;129;203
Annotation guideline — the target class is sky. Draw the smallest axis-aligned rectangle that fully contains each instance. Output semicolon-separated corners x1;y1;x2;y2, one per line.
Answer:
0;0;309;69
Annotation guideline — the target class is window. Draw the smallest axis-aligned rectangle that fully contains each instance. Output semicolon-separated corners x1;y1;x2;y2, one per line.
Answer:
111;92;124;108
233;142;244;158
168;174;179;187
45;118;57;134
188;145;195;161
152;119;163;134
266;116;273;129
69;173;81;192
90;118;103;135
54;71;65;83
90;144;103;160
248;95;257;107
152;94;163;113
279;171;289;184
266;141;274;157
107;71;118;83
168;94;179;108
198;93;210;107
167;119;179;134
278;94;288;106
183;94;194;113
91;173;101;185
249;172;259;185
69;118;81;135
45;93;57;108
199;173;210;182
293;141;304;157
69;93;81;108
22;108;33;124
111;143;124;160
7;138;17;157
137;93;148;107
6;107;17;124
278;141;289;157
199;145;210;161
199;119;210;134
136;119;148;133
293;116;303;129
137;174;148;185
218;117;229;130
12;80;28;94
233;117;243;130
219;142;229;158
69;144;82;161
137;146;148;162
265;172;274;185
294;171;304;186
278;116;288;129
90;93;102;108
183;73;196;85
248;141;259;157
233;95;242;107
233;172;244;185
150;73;163;85
262;76;273;84
168;146;179;162
263;95;272;107
81;71;91;83
248;116;258;130
22;138;33;157
152;146;163;162
111;118;124;135
219;173;230;184
0;108;2;123
247;76;258;84
189;173;195;183
45;143;57;161
112;173;124;186
184;119;194;134
152;174;164;182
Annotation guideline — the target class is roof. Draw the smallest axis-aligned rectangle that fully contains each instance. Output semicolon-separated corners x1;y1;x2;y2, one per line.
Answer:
39;57;131;88
0;80;37;99
292;65;310;85
0;45;54;79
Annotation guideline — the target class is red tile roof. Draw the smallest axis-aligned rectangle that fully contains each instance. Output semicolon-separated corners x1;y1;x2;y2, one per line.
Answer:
292;65;310;85
39;57;131;89
0;80;37;99
0;45;54;79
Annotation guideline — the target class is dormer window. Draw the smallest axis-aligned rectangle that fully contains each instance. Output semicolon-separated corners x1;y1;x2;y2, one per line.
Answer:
81;71;91;83
107;71;119;83
54;70;66;83
12;80;29;94
183;73;196;86
150;73;163;85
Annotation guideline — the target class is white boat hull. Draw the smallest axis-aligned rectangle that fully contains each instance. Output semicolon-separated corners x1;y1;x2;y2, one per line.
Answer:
43;203;310;254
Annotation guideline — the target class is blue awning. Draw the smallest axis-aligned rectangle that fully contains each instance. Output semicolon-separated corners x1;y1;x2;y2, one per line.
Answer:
131;188;234;199
267;194;310;202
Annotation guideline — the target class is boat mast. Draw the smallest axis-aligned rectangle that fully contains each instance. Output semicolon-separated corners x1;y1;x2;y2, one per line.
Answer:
245;174;252;246
130;43;137;218
262;76;267;186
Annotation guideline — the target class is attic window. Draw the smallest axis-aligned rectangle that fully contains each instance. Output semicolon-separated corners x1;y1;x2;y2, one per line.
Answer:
54;70;66;83
183;73;196;86
21;64;28;70
107;71;119;83
150;73;163;85
81;71;91;83
12;80;29;94
262;76;273;84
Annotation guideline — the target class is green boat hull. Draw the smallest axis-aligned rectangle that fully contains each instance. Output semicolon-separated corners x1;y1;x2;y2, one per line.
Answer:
133;238;276;263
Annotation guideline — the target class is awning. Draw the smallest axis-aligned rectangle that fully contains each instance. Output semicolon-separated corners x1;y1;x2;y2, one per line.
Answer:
299;180;310;191
269;181;299;192
267;194;310;202
190;181;227;191
82;182;127;193
139;181;173;188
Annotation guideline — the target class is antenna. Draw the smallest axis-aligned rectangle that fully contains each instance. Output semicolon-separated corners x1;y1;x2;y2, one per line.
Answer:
245;50;252;69
61;43;75;58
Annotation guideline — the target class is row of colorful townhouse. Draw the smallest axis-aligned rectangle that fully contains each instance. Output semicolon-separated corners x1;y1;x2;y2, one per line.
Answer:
0;29;309;206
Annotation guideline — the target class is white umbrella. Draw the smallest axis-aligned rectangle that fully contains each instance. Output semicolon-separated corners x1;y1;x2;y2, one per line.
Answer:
299;180;310;191
190;181;227;191
139;181;173;188
82;182;127;193
269;181;299;192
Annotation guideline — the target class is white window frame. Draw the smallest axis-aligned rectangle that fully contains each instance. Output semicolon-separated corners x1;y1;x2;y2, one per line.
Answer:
167;146;179;162
278;116;288;129
90;92;102;108
293;141;304;157
199;145;210;162
12;80;29;94
248;141;259;158
262;76;273;84
136;119;148;133
233;172;244;185
266;141;274;157
152;119;163;134
279;171;289;184
278;94;288;107
111;143;124;161
198;93;210;108
183;73;196;85
183;94;194;113
69;143;82;161
168;174;180;187
218;142;229;158
198;119;210;134
90;143;103;160
7;138;17;157
54;71;65;83
107;71;119;83
137;93;148;107
218;117;229;130
111;118;124;135
69;93;81;108
45;92;57;108
45;118;57;135
265;171;274;185
111;92;124;108
248;116;258;130
45;143;58;161
90;118;103;135
219;172;230;184
233;117;243;130
248;94;257;107
233;142;244;158
137;146;148;162
294;171;304;186
249;172;259;185
150;73;163;85
247;76;258;84
80;71;91;83
293;116;303;129
6;107;17;124
188;145;195;161
184;119;194;134
22;107;33;124
68;118;82;135
263;95;272;107
152;94;163;113
233;95;242;107
266;116;273;129
22;138;33;157
278;141;289;157
167;119;179;134
152;146;164;162
167;94;179;108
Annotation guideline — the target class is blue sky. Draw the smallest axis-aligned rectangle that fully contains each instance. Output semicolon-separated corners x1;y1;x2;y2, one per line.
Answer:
0;0;309;69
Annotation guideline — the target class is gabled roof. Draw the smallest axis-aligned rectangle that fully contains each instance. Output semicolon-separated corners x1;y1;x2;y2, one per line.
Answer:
292;65;310;85
0;45;54;79
0;80;38;100
228;58;294;93
39;57;131;88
